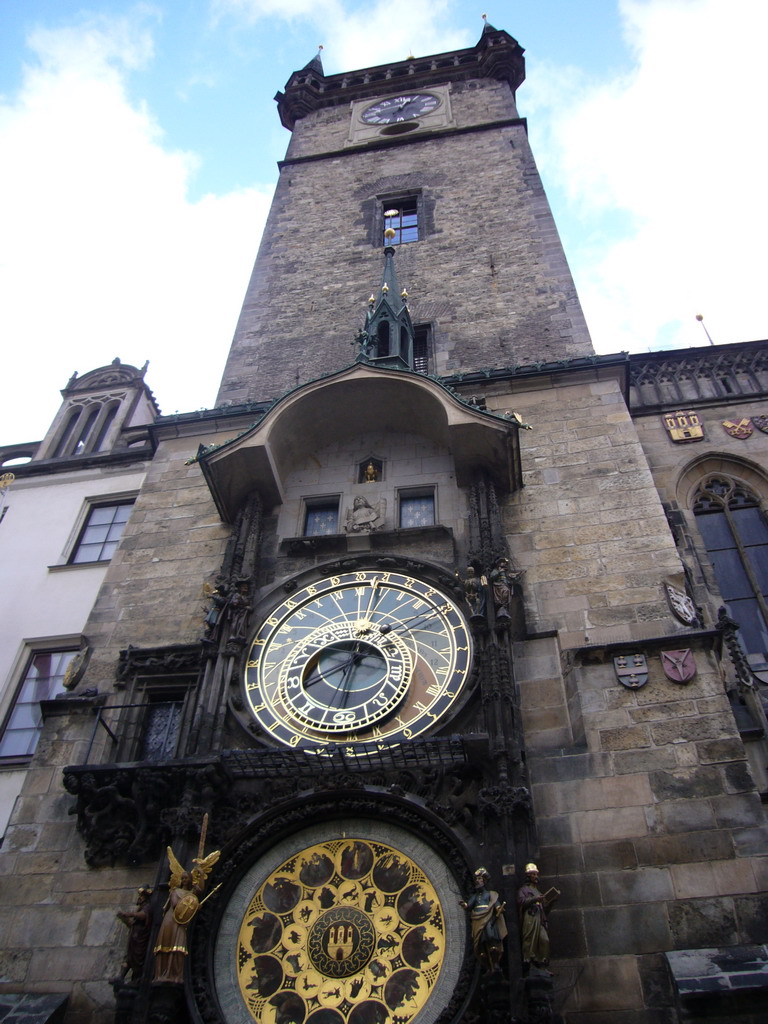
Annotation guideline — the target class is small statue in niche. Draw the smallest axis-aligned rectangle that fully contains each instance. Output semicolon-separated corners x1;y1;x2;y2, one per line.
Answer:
153;820;220;986
353;327;373;358
489;556;515;619
227;578;252;641
459;566;487;621
345;495;386;534
517;862;560;973
459;867;508;974
364;461;379;483
202;578;229;641
112;885;154;986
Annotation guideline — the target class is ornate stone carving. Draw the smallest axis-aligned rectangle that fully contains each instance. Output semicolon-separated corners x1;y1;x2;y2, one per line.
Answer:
344;494;386;533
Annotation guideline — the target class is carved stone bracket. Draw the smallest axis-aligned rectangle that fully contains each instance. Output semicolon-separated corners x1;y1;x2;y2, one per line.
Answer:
116;643;202;683
62;761;231;867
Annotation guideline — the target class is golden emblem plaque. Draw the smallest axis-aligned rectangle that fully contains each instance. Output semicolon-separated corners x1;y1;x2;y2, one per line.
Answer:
236;838;446;1024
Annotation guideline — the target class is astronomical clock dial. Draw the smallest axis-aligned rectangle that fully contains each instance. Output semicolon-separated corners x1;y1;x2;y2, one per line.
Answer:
361;93;440;124
244;570;472;749
234;838;446;1024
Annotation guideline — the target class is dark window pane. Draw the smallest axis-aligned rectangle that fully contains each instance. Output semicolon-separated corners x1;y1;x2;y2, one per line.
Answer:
710;549;755;599
733;506;768;547
696;512;735;551
726;599;768;658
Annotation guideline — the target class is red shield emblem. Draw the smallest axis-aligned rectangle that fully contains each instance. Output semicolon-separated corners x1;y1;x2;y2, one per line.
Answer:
722;418;753;439
661;649;696;683
752;415;768;434
613;654;648;689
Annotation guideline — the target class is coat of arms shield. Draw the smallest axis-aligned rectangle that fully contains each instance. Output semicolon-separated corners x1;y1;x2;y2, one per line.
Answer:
613;654;648;689
722;418;753;439
661;649;696;684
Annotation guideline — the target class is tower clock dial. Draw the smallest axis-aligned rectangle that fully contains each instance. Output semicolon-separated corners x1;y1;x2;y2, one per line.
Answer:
361;93;440;125
244;569;472;749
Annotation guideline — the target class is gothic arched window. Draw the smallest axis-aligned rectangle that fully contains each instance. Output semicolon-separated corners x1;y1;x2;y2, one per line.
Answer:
694;475;768;666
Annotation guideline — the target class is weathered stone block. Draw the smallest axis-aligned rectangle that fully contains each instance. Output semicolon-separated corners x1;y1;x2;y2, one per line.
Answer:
614;748;678;774
651;715;736;745
527;750;612;783
541;843;584;875
635;831;734;867
724;760;758;794
600;867;674;906
14;906;87;947
697;738;747;764
654;798;716;834
668;897;739;947
567;954;645;1013
550;908;587;958
711;792;764;829
584;904;671;956
585;840;639;871
733;892;768;943
536;814;574;846
671;859;757;899
638;951;677;1009
27;945;107;983
649;766;724;801
598;725;651;751
574;805;648;843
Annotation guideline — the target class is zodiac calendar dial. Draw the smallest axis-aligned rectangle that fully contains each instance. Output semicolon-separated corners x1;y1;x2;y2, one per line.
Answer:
244;570;473;749
236;838;446;1024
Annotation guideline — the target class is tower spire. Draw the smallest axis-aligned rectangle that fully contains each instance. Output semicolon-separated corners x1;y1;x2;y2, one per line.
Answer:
355;240;415;368
303;44;324;75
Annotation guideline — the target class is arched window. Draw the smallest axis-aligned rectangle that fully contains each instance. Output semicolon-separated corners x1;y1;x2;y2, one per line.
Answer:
694;475;768;666
53;407;82;457
92;401;120;452
377;321;390;357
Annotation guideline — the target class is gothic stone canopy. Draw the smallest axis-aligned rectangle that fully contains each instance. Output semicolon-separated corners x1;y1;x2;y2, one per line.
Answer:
199;363;522;521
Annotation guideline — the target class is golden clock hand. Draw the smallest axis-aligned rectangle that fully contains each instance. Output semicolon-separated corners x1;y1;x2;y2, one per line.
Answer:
356;578;381;634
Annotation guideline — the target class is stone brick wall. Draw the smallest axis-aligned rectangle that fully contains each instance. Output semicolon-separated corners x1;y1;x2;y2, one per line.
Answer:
79;433;231;686
0;704;151;1024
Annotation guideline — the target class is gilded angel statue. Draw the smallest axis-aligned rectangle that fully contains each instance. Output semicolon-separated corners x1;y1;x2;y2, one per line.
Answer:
153;817;220;985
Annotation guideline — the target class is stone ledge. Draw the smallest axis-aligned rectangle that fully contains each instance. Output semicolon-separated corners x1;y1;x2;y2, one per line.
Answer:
665;945;768;1011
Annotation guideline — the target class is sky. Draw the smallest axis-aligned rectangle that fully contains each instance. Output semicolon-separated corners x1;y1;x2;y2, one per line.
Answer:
1;0;767;444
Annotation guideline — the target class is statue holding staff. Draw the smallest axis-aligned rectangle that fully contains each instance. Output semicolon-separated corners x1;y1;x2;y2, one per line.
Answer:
153;816;220;985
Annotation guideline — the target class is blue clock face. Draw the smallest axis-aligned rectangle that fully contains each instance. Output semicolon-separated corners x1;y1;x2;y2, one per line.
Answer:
244;569;472;749
361;94;440;125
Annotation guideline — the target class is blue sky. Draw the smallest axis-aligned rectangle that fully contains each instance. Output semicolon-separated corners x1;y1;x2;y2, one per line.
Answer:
1;0;766;442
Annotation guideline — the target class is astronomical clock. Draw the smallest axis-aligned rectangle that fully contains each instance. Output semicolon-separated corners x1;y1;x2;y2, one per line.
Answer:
213;821;465;1024
243;569;473;751
202;563;477;1024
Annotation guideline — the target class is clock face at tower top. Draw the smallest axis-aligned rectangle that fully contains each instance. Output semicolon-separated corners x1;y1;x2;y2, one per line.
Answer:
244;569;472;750
361;93;440;125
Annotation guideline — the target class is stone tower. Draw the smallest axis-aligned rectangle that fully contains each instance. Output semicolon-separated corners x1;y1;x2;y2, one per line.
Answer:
217;23;593;406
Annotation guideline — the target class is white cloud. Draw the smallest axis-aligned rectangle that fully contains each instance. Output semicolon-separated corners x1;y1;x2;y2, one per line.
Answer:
213;0;470;71
525;0;768;354
0;13;274;443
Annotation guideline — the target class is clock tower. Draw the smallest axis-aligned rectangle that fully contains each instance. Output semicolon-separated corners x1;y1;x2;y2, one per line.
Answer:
18;18;767;1024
